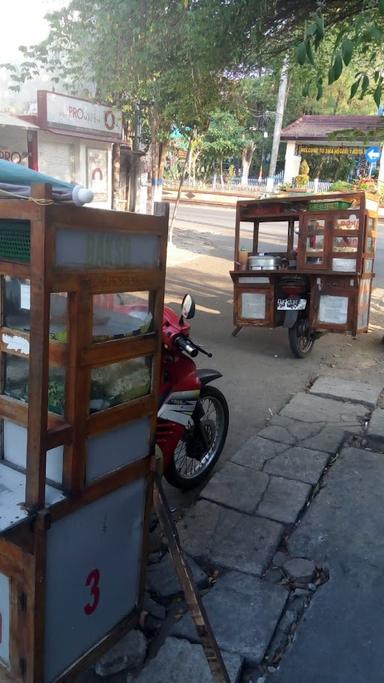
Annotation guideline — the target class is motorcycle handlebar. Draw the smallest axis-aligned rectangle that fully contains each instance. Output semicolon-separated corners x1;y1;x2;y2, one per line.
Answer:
175;335;199;357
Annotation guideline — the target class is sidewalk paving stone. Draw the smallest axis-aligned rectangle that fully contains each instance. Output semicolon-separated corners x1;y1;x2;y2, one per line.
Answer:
270;444;384;683
259;415;345;454
231;436;288;470
287;445;384;564
95;630;146;677
201;462;269;514
171;570;288;665
280;393;368;433
257;476;312;524
146;553;207;598
126;637;243;683
177;499;284;576
367;407;384;450
262;446;329;485
309;376;382;409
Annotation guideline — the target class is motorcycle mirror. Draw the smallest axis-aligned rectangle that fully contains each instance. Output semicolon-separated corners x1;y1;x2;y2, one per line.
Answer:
181;294;196;320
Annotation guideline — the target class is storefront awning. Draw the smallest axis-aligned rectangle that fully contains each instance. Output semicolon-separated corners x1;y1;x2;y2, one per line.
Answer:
0;113;39;129
43;127;121;144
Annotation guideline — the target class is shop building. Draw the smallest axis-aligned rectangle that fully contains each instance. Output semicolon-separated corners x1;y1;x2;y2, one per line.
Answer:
0;111;39;167
281;115;384;184
20;90;124;208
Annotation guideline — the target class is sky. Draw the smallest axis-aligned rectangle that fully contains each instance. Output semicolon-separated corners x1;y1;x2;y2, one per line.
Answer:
0;0;66;63
0;0;68;112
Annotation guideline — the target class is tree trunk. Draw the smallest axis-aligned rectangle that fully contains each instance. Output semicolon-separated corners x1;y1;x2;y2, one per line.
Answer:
150;114;167;208
220;159;224;188
267;55;289;190
241;143;256;186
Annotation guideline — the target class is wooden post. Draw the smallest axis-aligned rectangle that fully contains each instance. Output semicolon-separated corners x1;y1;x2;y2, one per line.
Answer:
154;475;231;683
25;184;51;510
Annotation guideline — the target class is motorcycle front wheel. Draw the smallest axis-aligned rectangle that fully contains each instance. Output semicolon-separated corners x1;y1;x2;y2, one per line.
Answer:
164;385;229;490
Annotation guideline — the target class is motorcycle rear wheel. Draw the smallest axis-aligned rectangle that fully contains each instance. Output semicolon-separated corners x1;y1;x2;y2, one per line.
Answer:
288;317;315;358
164;385;229;490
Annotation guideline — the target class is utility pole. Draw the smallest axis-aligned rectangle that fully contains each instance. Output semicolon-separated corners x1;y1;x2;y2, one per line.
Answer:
267;55;289;191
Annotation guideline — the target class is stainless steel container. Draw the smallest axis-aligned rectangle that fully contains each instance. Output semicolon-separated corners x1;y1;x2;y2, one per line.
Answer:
248;255;281;270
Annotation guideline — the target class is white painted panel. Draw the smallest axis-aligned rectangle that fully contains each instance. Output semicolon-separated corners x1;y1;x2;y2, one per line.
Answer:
0;572;10;667
44;478;146;682
3;421;63;485
0;462;64;533
87;417;150;484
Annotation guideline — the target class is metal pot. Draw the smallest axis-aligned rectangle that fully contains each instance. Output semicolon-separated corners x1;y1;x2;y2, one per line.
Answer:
248;255;281;270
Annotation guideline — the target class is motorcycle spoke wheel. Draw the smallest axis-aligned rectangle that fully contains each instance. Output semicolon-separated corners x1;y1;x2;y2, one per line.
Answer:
288;318;315;359
165;386;229;490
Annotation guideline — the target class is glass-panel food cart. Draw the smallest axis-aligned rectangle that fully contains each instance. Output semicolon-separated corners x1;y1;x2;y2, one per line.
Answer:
231;191;378;357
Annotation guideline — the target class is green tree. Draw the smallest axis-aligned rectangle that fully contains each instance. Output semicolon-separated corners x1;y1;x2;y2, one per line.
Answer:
6;0;242;193
198;112;245;186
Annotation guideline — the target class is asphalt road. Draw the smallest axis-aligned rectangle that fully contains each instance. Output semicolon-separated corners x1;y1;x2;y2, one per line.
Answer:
164;202;383;507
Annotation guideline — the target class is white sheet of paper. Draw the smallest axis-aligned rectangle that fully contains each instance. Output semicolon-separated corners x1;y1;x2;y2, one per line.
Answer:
241;292;266;319
319;295;348;324
20;283;30;310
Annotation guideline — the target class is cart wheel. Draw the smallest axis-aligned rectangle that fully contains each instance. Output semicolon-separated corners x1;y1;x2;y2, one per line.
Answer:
288;318;315;358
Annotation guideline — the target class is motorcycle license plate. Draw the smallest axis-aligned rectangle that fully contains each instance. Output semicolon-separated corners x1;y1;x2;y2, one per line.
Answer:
277;298;307;311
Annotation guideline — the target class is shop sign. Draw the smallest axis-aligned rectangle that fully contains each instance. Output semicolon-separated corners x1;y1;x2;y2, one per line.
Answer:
41;91;122;139
0;150;28;164
297;145;363;156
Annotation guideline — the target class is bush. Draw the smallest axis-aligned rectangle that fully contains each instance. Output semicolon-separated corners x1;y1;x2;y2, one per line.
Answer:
329;180;353;191
353;177;378;193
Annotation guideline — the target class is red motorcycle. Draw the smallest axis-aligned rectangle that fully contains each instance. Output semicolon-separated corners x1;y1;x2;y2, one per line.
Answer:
156;295;229;490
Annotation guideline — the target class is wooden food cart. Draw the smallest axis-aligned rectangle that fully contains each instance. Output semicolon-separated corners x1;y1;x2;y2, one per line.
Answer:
0;185;167;682
231;191;378;357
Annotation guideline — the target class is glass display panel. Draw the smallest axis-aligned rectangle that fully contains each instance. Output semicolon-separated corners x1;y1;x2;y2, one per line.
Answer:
4;278;68;340
49;293;68;342
4;277;30;331
4;354;28;403
56;228;160;269
3;354;65;415
366;236;375;252
93;291;152;342
306;255;324;265
335;215;358;230
306;220;325;262
306;234;324;251
308;219;325;232
364;259;374;273
90;357;152;412
333;236;358;252
319;295;348;325
48;366;66;416
241;292;266;319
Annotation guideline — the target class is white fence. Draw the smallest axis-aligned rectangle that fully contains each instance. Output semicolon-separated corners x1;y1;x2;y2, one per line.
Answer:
178;175;331;193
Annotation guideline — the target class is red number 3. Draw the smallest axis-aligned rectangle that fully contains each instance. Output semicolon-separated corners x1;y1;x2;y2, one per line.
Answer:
84;568;100;615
